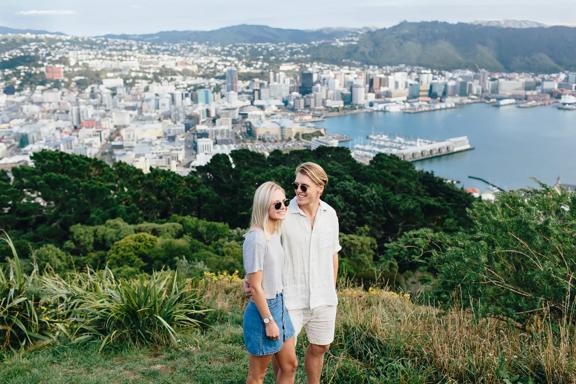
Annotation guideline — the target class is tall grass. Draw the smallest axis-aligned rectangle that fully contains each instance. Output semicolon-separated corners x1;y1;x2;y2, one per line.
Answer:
330;287;576;383
0;232;53;353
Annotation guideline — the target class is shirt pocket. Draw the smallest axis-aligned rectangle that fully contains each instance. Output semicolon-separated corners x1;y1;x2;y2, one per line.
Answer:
318;229;335;255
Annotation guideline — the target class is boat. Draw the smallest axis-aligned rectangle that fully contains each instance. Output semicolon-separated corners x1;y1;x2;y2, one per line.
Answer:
494;98;516;107
560;95;576;105
558;95;576;110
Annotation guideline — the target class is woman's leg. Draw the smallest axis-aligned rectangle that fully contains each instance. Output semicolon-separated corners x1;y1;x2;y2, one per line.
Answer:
274;337;297;384
247;354;273;384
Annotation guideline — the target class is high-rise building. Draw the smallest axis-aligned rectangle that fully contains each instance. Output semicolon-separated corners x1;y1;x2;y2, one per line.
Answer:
351;83;366;105
196;89;214;105
300;71;314;95
226;68;238;93
407;82;420;99
429;81;447;99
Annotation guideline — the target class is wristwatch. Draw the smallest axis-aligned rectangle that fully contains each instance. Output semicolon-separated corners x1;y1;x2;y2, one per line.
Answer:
263;315;274;324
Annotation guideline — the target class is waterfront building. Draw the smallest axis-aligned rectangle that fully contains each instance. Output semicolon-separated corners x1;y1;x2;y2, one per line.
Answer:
429;81;447;99
352;83;366;105
498;79;525;97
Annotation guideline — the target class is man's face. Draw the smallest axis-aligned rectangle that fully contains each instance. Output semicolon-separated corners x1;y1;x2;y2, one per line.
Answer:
293;173;323;207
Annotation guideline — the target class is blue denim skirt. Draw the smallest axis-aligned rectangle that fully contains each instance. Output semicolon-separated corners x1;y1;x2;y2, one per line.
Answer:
243;292;295;356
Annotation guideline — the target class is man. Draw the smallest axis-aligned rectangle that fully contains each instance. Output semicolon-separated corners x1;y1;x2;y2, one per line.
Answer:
248;162;341;384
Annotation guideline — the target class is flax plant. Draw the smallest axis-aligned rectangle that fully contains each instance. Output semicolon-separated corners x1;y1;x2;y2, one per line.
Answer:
41;268;209;351
0;232;52;353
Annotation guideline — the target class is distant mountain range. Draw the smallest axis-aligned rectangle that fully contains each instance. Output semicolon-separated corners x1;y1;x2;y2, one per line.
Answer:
0;26;63;35
312;21;576;73
102;24;356;44
2;21;576;72
471;20;548;28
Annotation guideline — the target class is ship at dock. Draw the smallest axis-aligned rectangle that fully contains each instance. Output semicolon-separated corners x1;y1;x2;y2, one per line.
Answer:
558;95;576;110
352;134;473;164
494;98;517;107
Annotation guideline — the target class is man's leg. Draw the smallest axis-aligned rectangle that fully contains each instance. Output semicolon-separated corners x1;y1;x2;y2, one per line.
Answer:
304;343;330;384
302;306;337;384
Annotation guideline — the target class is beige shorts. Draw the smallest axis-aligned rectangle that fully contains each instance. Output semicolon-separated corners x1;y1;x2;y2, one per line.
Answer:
288;305;337;346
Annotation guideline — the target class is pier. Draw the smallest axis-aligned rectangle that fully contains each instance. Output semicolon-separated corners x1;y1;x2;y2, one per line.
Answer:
352;135;473;164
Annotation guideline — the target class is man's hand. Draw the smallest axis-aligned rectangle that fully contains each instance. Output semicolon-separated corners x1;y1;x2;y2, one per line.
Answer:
243;278;254;298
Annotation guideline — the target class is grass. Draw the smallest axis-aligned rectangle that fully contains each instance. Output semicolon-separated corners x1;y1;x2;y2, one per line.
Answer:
1;271;575;383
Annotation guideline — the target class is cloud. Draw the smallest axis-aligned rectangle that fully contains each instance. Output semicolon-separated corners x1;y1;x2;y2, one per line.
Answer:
17;10;77;16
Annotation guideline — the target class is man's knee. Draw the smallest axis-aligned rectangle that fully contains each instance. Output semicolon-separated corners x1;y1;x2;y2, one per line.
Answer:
309;343;330;356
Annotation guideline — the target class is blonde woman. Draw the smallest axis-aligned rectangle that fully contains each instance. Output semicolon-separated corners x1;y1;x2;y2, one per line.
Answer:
243;181;297;384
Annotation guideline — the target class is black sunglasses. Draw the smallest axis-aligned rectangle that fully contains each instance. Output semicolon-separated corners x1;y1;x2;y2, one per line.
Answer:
293;182;309;193
272;199;290;210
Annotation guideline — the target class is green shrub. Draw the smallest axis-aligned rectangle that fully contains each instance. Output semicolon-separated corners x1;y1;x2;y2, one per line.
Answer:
133;222;183;238
33;244;71;273
106;233;159;276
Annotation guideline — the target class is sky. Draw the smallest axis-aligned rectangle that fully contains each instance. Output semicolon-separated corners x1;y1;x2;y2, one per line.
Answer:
1;0;575;36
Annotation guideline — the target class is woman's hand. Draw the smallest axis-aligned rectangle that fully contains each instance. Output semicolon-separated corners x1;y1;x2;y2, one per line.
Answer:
265;320;280;340
243;278;254;298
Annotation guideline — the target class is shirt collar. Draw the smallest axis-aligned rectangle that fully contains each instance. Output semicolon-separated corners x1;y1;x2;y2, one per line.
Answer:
288;197;328;215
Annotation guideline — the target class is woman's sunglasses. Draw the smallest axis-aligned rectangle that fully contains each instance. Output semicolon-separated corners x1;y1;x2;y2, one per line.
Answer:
293;182;309;193
272;199;290;210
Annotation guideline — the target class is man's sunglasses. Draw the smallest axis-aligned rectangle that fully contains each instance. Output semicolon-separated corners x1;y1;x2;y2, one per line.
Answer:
293;182;310;193
272;199;290;210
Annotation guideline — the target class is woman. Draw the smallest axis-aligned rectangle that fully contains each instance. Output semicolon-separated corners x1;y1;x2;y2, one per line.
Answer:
243;181;297;384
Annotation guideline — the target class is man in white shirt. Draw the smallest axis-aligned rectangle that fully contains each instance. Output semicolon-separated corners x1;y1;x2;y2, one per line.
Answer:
280;162;341;384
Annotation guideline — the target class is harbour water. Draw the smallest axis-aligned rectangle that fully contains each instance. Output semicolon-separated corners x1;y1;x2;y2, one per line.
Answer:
321;103;576;191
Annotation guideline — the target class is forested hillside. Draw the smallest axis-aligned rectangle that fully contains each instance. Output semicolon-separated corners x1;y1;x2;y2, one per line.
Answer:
0;147;472;281
312;21;576;72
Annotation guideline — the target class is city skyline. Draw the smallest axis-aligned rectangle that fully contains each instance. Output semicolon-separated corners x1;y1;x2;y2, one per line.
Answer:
1;0;575;36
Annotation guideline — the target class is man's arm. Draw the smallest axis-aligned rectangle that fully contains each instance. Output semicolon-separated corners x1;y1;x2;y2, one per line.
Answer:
333;252;338;288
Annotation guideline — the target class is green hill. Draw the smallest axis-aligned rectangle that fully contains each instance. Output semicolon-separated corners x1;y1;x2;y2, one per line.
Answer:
103;24;354;44
312;21;576;72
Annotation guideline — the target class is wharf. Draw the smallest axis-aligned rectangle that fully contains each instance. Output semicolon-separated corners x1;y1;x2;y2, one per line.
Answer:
352;134;473;164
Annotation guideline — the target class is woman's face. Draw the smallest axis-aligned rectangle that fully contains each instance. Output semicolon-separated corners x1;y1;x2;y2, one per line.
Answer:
268;188;288;222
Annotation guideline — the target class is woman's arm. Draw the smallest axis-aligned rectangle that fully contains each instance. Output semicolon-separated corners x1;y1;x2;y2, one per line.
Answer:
247;271;279;339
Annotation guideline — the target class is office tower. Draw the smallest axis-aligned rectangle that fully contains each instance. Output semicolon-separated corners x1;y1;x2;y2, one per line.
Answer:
408;82;420;99
226;68;238;93
351;83;366;105
300;71;314;95
196;89;214;105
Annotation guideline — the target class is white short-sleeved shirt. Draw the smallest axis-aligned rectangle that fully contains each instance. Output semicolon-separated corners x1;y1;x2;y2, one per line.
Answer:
281;198;341;310
243;228;284;299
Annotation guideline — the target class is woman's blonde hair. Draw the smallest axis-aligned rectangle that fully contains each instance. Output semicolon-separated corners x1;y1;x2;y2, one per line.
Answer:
250;181;285;235
295;162;328;187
